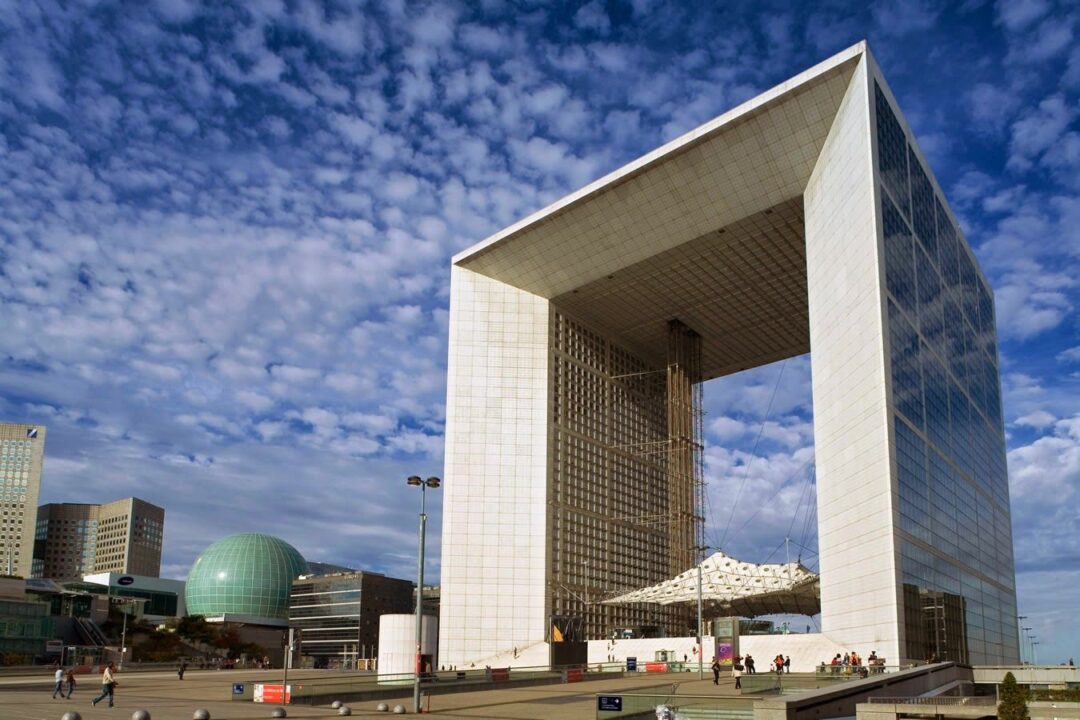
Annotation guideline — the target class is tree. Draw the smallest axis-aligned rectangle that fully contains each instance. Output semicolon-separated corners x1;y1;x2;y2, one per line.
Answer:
176;615;216;645
999;671;1029;720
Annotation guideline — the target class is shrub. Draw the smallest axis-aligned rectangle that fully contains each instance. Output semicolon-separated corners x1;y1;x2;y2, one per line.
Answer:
998;671;1029;720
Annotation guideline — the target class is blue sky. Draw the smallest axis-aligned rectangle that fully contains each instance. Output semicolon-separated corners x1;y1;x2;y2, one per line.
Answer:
0;1;1076;663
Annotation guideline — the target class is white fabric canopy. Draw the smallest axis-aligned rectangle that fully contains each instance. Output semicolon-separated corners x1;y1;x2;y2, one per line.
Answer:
602;550;820;617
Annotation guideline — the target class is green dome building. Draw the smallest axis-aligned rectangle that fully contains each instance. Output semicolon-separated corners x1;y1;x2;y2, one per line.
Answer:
185;533;309;622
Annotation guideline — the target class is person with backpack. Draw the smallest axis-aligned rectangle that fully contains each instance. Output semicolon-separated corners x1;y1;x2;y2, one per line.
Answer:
711;657;721;685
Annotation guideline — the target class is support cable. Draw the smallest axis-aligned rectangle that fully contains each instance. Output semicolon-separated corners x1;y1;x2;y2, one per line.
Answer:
717;359;787;549
730;454;814;541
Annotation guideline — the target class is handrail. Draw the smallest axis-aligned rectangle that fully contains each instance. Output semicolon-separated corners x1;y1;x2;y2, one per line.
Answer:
867;697;995;706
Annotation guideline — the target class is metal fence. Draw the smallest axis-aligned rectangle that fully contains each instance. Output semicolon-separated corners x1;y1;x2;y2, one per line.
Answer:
867;696;996;706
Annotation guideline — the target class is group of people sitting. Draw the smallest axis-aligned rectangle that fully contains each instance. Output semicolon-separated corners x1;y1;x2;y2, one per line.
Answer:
819;650;886;676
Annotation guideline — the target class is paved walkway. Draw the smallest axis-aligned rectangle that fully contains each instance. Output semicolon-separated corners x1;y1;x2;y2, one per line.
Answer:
0;668;751;719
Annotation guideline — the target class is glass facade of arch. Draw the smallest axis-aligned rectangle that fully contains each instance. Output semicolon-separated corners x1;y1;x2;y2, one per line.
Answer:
876;81;1018;665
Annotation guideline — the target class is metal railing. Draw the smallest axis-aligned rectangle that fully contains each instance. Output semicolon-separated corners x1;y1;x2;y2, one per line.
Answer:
593;685;757;719
867;697;996;706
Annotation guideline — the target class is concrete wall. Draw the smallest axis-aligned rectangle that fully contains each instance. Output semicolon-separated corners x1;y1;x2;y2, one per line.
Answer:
378;613;438;678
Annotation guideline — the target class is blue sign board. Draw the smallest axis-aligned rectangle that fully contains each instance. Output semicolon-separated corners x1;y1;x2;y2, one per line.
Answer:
232;683;245;695
598;696;623;711
626;656;637;672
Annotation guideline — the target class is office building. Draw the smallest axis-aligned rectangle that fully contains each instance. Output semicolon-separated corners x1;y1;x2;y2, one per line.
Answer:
0;423;46;578
289;571;414;668
34;497;165;579
439;42;1018;668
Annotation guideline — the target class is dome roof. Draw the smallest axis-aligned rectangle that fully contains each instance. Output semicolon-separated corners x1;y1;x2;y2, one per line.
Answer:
184;533;308;621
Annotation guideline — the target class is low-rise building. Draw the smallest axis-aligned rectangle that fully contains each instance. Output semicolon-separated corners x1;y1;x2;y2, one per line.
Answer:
290;571;413;668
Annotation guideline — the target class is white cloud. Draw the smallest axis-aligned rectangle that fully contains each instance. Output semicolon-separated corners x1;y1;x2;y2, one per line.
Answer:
1014;410;1056;429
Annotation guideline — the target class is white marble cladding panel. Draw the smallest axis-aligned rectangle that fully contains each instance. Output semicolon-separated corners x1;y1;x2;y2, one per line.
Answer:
439;266;551;668
805;56;901;663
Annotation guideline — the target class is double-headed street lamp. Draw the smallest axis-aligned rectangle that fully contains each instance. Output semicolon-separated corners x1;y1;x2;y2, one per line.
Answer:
407;475;440;714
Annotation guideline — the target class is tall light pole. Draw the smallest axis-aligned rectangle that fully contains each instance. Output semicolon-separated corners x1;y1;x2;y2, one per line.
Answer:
1017;616;1027;664
1032;642;1040;666
1022;627;1033;665
692;545;710;680
408;475;440;715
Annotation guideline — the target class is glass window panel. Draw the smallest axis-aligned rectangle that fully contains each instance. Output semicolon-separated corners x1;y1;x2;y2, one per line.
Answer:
875;82;910;219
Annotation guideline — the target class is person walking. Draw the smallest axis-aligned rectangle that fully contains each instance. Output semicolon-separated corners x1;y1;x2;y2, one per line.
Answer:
91;661;117;708
178;659;187;680
711;657;721;685
65;667;77;699
51;665;64;699
784;656;791;673
732;661;743;691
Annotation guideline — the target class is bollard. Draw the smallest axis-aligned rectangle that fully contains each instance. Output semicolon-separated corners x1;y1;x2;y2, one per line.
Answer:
376;702;389;712
331;700;342;709
193;710;211;720
61;713;83;720
392;705;406;714
270;708;287;718
132;711;152;720
338;707;352;716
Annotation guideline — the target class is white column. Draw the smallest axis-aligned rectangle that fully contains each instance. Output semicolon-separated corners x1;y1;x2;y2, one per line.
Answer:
439;266;551;669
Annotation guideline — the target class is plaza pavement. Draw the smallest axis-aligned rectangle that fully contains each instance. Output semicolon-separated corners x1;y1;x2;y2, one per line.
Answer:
0;668;750;719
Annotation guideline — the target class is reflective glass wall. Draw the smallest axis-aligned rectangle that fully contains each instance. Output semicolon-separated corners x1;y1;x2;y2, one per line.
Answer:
875;81;1019;665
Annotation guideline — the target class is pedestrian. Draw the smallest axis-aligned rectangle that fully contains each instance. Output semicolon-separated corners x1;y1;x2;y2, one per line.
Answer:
178;659;187;680
90;661;118;708
711;657;721;685
784;656;791;673
732;661;743;691
65;667;77;699
52;665;64;699
746;654;756;674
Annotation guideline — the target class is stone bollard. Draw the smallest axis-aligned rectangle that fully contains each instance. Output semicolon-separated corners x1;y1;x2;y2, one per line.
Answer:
338;707;352;716
61;712;83;720
375;702;389;712
132;711;152;720
392;705;406;714
193;710;211;720
270;708;287;718
331;700;342;708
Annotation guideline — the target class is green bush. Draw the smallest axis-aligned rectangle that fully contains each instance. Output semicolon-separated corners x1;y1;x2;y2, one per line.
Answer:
1030;688;1080;702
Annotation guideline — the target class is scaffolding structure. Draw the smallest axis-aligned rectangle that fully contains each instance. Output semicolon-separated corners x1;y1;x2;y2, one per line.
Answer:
549;309;704;640
665;319;706;578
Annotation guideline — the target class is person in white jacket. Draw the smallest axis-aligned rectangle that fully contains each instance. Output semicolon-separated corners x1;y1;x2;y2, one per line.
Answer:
90;662;118;708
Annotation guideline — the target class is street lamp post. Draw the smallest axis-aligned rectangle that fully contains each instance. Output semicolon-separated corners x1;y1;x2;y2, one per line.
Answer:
692;545;710;680
1022;627;1033;665
1032;642;1040;666
1017;616;1027;664
120;604;128;670
408;475;440;715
